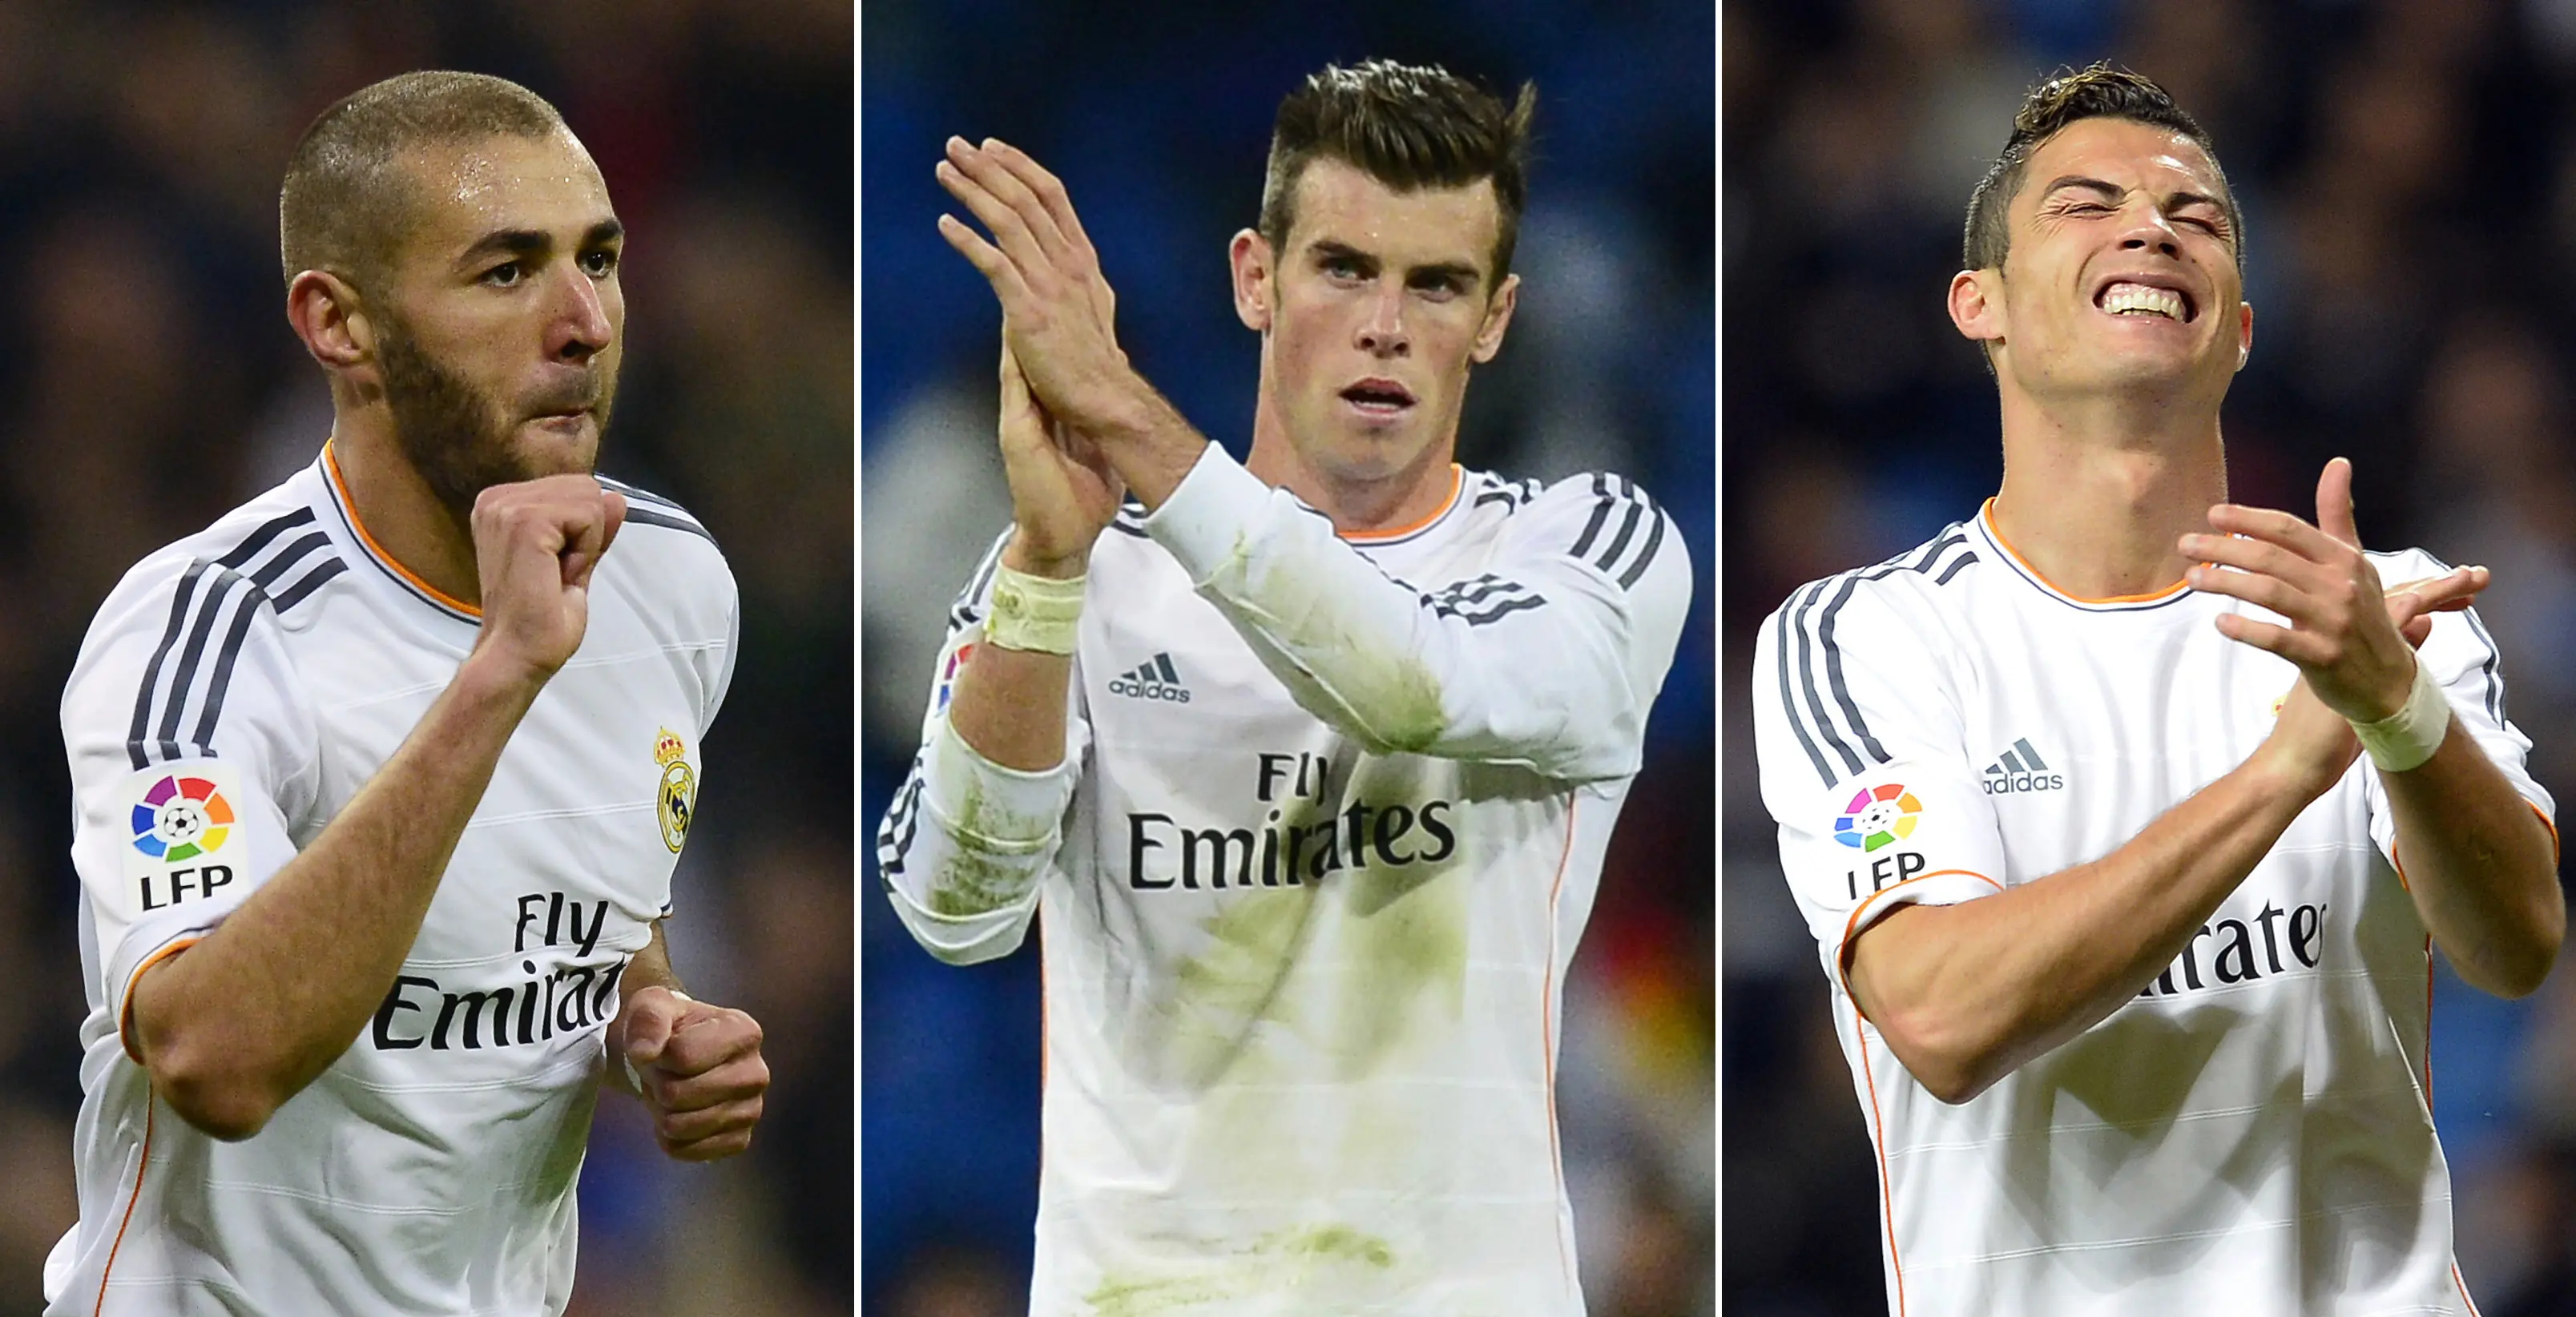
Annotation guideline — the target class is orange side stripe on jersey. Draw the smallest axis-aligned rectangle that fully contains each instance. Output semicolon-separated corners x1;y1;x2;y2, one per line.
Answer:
118;936;202;1065
1340;466;1462;542
2454;1261;2484;1317
1981;499;2191;605
1850;1001;1909;1317
1538;795;1580;1281
1835;870;2004;1019
95;1099;155;1316
322;441;484;618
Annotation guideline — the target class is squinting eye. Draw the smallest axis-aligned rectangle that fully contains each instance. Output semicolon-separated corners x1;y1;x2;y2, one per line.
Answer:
484;262;523;287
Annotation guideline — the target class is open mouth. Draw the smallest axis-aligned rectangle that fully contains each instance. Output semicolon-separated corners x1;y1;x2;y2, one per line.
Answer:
2094;279;2196;323
1340;379;1417;416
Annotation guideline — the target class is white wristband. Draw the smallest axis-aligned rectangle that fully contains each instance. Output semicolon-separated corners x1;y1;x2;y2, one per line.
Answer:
986;562;1086;654
2354;656;2450;773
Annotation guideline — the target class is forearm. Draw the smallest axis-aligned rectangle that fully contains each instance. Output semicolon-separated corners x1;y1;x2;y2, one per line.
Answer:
1852;757;2316;1102
131;653;541;1137
947;622;1076;773
1143;446;1670;777
2382;717;2563;997
880;715;1070;964
1082;372;1207;511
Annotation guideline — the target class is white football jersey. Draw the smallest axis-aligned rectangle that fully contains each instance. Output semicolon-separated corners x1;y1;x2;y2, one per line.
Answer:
1752;501;2550;1317
877;446;1691;1316
43;444;736;1317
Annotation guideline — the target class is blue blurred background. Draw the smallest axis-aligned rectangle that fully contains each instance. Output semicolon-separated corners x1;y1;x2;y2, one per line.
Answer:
1724;2;2576;1312
860;2;1715;1312
0;3;851;1314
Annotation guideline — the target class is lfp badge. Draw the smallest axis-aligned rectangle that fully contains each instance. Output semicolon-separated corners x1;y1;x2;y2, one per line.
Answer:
1834;783;1921;852
655;728;696;854
132;773;234;862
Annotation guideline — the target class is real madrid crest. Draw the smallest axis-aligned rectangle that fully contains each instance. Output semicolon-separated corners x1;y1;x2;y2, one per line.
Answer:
655;728;696;853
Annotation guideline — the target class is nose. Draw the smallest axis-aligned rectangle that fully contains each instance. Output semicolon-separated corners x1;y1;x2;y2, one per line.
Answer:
2117;207;2183;260
547;265;614;363
1356;280;1409;357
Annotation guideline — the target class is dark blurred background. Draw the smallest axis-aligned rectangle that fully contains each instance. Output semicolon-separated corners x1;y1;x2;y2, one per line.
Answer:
860;2;1713;1313
1724;2;2576;1313
0;3;851;1314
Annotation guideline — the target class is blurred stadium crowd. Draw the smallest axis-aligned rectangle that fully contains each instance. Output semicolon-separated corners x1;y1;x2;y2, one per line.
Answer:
0;3;849;1313
1726;0;2576;1311
860;1;1712;1312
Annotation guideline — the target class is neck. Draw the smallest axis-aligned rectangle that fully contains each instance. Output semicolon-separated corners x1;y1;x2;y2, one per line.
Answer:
1241;375;1459;534
329;400;483;610
1989;377;2228;601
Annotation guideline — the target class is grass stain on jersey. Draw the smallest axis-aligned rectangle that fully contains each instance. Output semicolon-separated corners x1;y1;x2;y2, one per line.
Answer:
924;772;1045;918
1208;529;1448;754
1081;1224;1398;1315
1163;885;1323;1087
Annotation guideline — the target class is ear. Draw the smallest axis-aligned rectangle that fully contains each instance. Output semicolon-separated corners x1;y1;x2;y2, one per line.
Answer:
1229;229;1273;332
1469;272;1519;364
2235;299;2255;372
1948;268;2005;347
286;270;377;373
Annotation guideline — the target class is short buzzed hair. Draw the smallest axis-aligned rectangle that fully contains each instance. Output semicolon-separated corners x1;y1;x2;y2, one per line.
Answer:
279;70;569;288
1257;60;1537;285
1962;63;2241;275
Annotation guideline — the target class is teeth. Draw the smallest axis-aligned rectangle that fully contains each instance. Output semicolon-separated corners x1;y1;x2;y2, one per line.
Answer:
2101;282;2185;320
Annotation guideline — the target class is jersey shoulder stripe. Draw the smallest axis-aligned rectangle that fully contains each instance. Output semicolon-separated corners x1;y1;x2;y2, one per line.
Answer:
1425;572;1548;627
597;476;719;546
1560;473;1673;590
2401;549;2506;725
1771;526;1977;787
1470;473;1545;513
126;507;348;770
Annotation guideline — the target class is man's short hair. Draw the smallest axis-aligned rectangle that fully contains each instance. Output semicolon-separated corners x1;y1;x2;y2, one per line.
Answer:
279;70;570;289
1257;60;1537;286
1962;63;2241;275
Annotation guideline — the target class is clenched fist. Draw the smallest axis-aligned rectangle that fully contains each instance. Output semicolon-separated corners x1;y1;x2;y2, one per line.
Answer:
468;475;627;684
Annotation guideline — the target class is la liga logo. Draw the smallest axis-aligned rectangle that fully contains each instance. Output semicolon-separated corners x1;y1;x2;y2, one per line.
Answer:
1834;783;1921;852
131;774;234;862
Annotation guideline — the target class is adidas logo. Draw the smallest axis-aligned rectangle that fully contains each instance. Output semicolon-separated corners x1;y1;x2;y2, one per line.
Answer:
1981;737;2064;795
1109;652;1192;704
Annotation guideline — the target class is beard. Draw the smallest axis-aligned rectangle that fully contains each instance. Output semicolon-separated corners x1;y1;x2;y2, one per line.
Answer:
375;314;615;518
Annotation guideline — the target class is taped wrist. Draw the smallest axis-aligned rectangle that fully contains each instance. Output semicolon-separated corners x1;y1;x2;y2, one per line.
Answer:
2354;656;2450;773
986;562;1086;654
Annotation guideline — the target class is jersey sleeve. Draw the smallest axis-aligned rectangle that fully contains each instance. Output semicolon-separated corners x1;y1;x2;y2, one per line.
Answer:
1142;446;1691;783
1752;575;2009;997
2362;573;2557;866
873;529;1088;965
62;558;320;1058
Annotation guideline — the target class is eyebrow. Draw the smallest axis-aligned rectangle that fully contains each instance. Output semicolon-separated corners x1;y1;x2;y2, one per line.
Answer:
2041;175;2228;217
1308;238;1485;291
457;218;625;268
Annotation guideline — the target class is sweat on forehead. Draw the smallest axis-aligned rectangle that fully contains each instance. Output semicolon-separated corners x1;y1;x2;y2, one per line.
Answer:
277;70;571;288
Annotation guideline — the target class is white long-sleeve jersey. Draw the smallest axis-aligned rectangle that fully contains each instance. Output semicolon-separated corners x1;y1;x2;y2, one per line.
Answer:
1752;502;2551;1317
43;445;737;1317
877;445;1691;1316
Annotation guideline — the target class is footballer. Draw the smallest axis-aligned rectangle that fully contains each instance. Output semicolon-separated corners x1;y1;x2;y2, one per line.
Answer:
877;61;1691;1315
1752;65;2559;1316
42;71;767;1315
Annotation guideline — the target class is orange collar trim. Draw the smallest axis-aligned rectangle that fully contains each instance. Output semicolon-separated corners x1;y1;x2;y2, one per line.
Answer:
1341;465;1464;543
1980;498;2191;606
323;441;482;619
